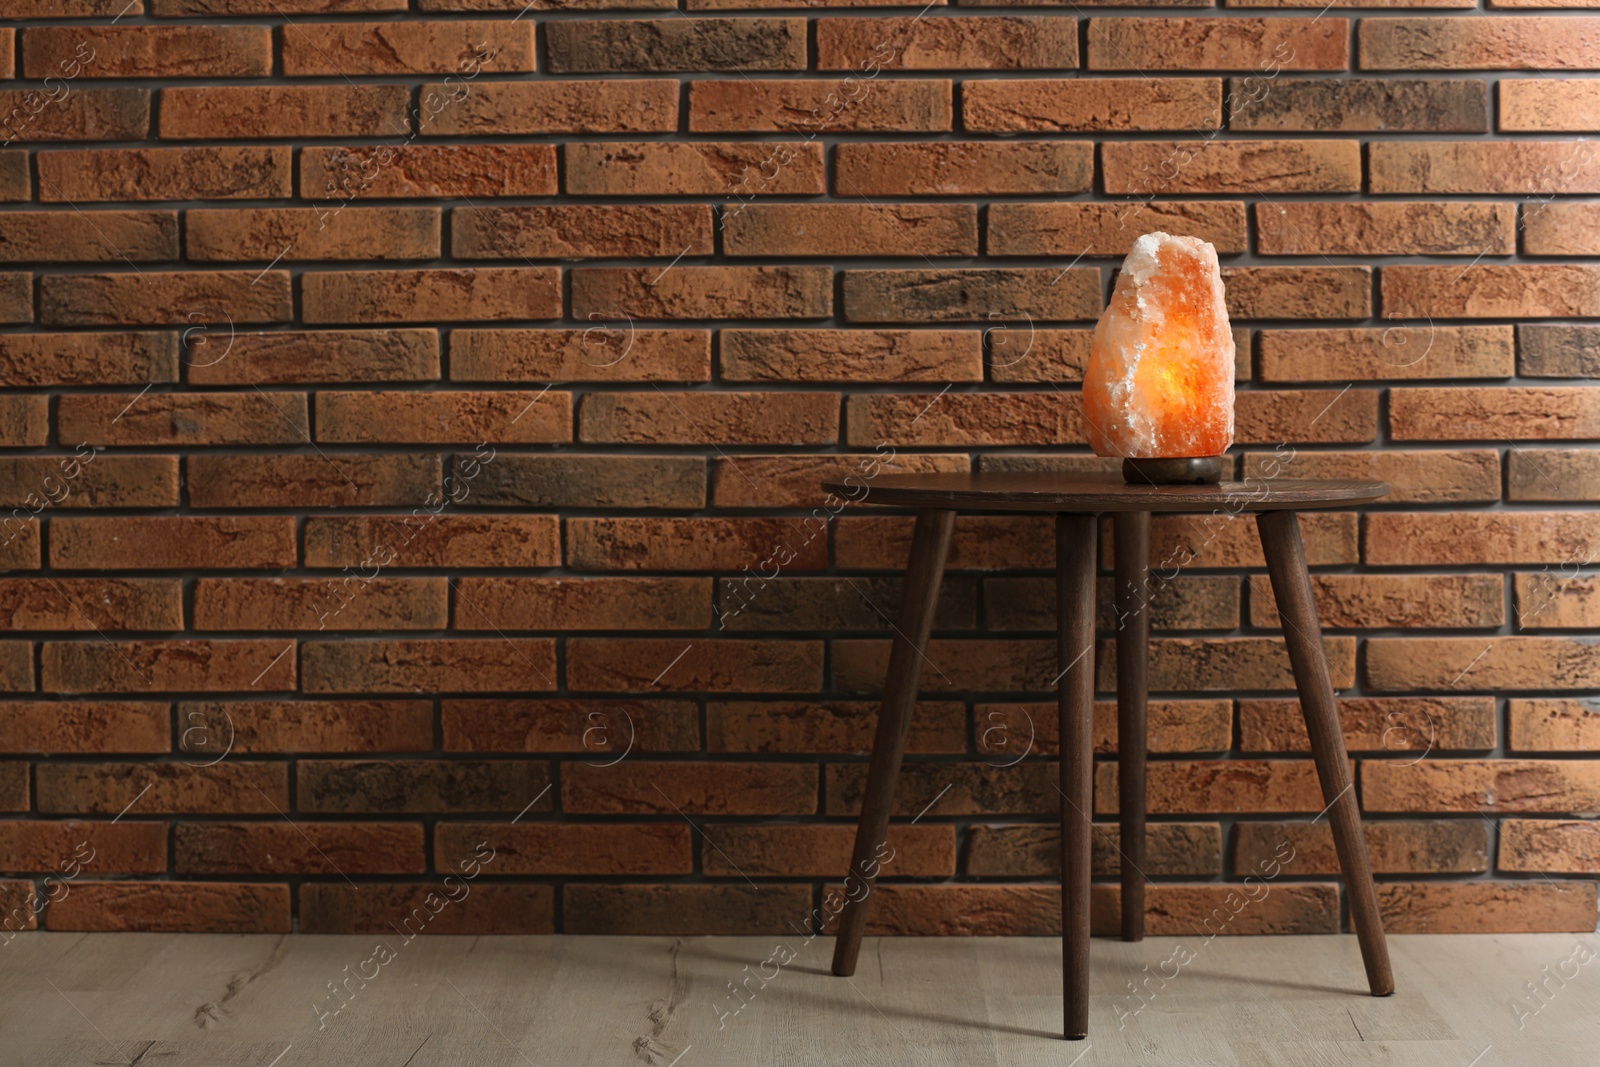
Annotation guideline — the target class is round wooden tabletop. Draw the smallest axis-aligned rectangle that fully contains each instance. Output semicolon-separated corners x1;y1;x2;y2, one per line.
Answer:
822;472;1390;513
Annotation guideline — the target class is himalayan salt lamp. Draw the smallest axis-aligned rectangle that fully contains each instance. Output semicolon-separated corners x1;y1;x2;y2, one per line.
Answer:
1081;232;1235;484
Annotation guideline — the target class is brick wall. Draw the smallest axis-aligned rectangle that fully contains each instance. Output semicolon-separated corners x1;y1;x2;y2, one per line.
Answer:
0;0;1596;938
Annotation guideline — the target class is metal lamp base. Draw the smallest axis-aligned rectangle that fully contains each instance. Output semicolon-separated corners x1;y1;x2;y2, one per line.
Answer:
1122;457;1223;485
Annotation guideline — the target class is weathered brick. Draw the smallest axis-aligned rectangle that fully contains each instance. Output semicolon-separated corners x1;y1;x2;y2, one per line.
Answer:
1089;17;1348;70
573;266;831;319
844;268;1099;323
724;203;977;258
0;701;168;753
0;332;177;386
59;392;307;447
299;883;553;935
1501;820;1600;873
439;823;692;875
441;698;700;752
423;79;678;135
1519;325;1600;379
1390;387;1600;441
43;639;296;693
46;883;288;933
0;579;182;633
5;0;149;14
1367;638;1600;692
1230;77;1488;131
1257;202;1512;256
566;142;824;195
1235;388;1377;444
0;821;165;875
188;329;438;385
1508;448;1600;501
1517;573;1600;629
0;456;176;511
689;78;952;132
1251;574;1504;629
1510;699;1600;752
984;575;1239;632
301;639;558;694
153;0;404;9
305;514;560;569
706;700;964;753
453;328;709;382
455;576;707;630
1385;265;1600;319
846;391;1084;446
818;16;1075;69
1240;696;1496;753
0;643;32;692
835;142;1092;195
547;17;804;71
567;517;828;571
281;19;534;75
977;698;1233;754
835;515;1040;571
1223;266;1370;319
826;761;1055;817
177;822;424;875
51;516;296;570
963;77;1219;131
303;267;560;324
719;575;975;633
317;390;571;445
41;270;291;326
177;700;433;754
0;153;26;200
1361;17;1600;70
1377;882;1596;933
298;759;549;813
1501;79;1600;132
0;764;26;812
1236;820;1488;875
565;760;816;814
188;454;439;508
1102;139;1361;193
580;391;836;445
1257;325;1513;381
1368;141;1600;194
23;26;271;78
159;86;410;139
302;144;556;199
721;329;981;382
0;210;176;263
1523;202;1600;255
187;207;440;262
564;884;805;936
989;201;1245;257
36;761;287;815
467;455;706;509
1095;759;1329;814
567;639;823;692
965;822;1221;877
711;452;969;508
1366;512;1599;566
454;205;712;259
702;824;952;877
37;147;289;201
192;577;446;631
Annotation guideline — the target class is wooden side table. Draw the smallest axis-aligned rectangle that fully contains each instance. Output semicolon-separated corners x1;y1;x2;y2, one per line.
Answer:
822;473;1396;1041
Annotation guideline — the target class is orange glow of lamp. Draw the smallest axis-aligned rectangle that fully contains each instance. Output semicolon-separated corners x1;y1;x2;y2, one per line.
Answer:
1081;232;1236;485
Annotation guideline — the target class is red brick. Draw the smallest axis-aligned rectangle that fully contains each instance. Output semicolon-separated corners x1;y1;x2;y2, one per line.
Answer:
0;152;26;200
567;638;823;692
177;700;433;754
301;144;556;199
1366;512;1600;566
441;698;700;752
1377;882;1597;934
455;577;709;630
575;141;825;198
836;142;1092;196
1361;17;1600;70
0;821;165;874
1095;759;1328;814
1501;820;1600;873
303;267;560;324
41;270;291;327
1502;79;1600;132
38;147;289;201
1507;447;1600;500
1257;326;1514;381
1385;265;1600;319
724;203;977;258
454;204;712;259
847;391;1083;446
1224;266;1370;319
977;698;1233;754
302;639;558;694
0;396;44;447
818;16;1075;69
23;26;271;78
721;329;981;382
176;822;424;875
5;0;150;14
42;639;296;693
0;275;29;327
1237;819;1489;876
1240;696;1496;753
710;452;970;508
317;390;570;445
965;822;1222;877
159;86;410;139
1089;17;1348;70
1;455;174;509
573;266;831;320
153;0;404;9
50;518;297;575
0;643;32;692
0;765;25;813
705;824;953;877
1230;77;1488;132
1367;638;1600;692
438;822;692;875
0;701;169;754
963;77;1220;132
983;574;1239;632
1523;202;1600;255
424;80;678;135
187;454;440;508
564;884;805;935
1235;388;1378;444
1369;141;1600;194
0;332;177;386
187;207;440;262
299;883;553;935
707;700;964;754
567;517;828;572
547;17;804;71
835;515;1047;570
1391;387;1600;441
1509;699;1600;752
1250;574;1504;629
193;577;446;632
282;20;534;75
46;882;288;933
1517;573;1600;629
689;79;951;132
452;328;709;382
35;761;288;815
995;201;1246;257
0;525;41;574
304;515;560;569
845;268;1099;323
0;211;176;263
299;758;549;813
466;454;706;509
580;391;836;445
0;579;181;632
1102;140;1361;194
59;392;307;446
564;761;817;814
718;574;973;633
1256;201;1513;256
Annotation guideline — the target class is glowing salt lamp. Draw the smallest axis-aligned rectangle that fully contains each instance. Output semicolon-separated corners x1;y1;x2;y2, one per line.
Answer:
1081;232;1235;484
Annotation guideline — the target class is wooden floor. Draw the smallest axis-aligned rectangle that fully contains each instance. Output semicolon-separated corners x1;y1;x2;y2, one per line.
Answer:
2;932;1596;1065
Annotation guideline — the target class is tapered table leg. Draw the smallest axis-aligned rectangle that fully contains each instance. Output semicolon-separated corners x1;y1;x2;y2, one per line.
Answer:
832;507;955;978
1256;509;1395;997
1113;510;1149;942
1058;513;1097;1040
